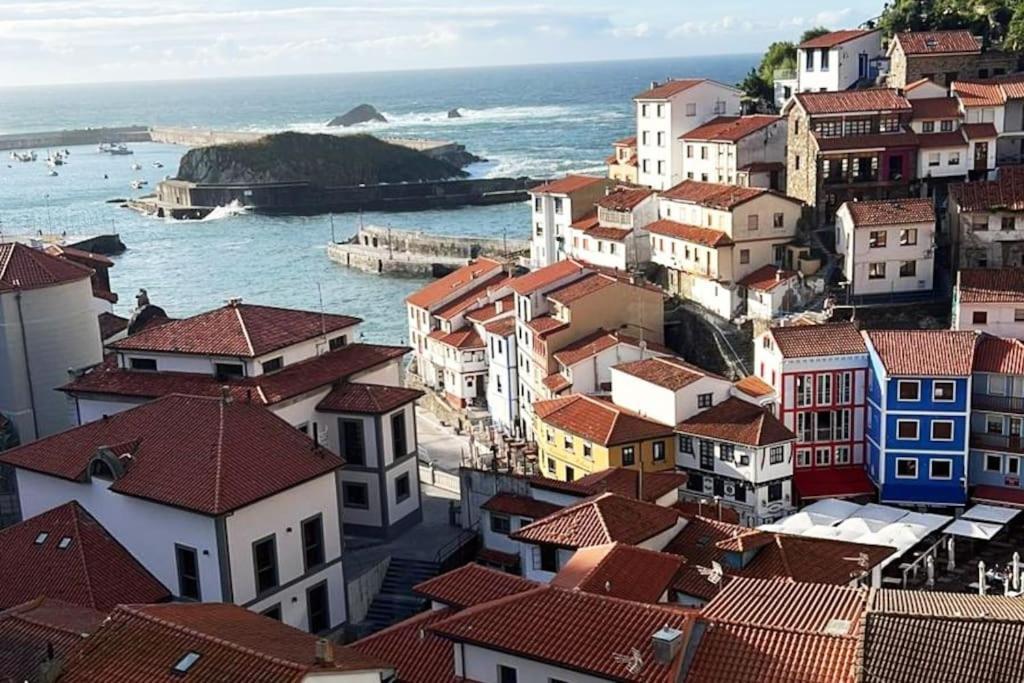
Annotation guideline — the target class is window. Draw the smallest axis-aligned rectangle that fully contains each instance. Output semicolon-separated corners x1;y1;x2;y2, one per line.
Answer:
973;311;988;324
988;415;1005;434
343;482;369;509
933;381;955;402
261;604;282;621
845;119;872;136
129;357;157;371
796;412;813;443
805;50;814;70
769;446;784;464
898;380;920;401
698;393;713;409
641;104;649;117
795;155;801;171
868;262;886;279
740;249;750;265
815;120;842;137
890;458;919;482
533;197;542;212
498;665;518;683
307;581;330;633
90;459;115;480
1002;216;1016;231
922;121;935;133
820;48;830;70
622;445;635;466
928;152;940;167
838;372;853;404
949;151;961;165
816;447;831;466
582;442;593;460
175;545;201;600
563;434;573;449
973;218;989;232
301;515;325;571
932;421;954;441
553;197;563;214
899;260;917;277
395;473;411;502
773;212;784;228
391;411;408;458
539;545;558;572
686;103;697;117
817;374;832;405
546;456;556;474
490;513;511;534
215;363;244;379
868;231;887;248
720;444;735;462
679;435;693;454
700;146;709;160
748;214;759;231
797;375;813;407
836;409;852;440
261;356;283;373
900;229;917;246
897;420;919;440
930;459;952;480
686;144;694;158
1009;457;1021;475
252;536;279;595
173;652;202;674
1017;309;1024;322
767;481;783;501
797;448;812;467
834;446;851;464
941;119;954;132
565;466;574;482
340;419;365;466
699;440;715;470
653;441;666;462
986;454;1003;472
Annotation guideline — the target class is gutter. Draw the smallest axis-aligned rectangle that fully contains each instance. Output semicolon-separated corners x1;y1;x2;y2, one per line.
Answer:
14;291;40;440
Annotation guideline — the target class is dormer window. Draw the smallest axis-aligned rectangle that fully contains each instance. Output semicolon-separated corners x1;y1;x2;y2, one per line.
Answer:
261;356;283;373
90;459;115;480
172;652;201;674
129;357;157;371
34;532;48;544
214;363;244;380
58;537;73;550
329;335;348;351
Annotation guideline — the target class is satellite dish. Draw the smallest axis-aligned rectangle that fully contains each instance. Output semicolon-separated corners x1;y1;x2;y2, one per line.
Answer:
697;561;724;585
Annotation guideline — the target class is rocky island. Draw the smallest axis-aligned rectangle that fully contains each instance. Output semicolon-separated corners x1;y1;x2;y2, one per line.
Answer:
327;104;387;127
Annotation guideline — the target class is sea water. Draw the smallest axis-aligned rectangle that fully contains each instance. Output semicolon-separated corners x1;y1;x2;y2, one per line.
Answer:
0;55;755;342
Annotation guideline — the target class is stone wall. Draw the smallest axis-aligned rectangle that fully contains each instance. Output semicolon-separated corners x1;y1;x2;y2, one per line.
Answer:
786;106;818;209
889;49;1020;88
0;126;150;151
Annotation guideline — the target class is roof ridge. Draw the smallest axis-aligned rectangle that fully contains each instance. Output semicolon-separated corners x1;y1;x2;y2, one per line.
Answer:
6;602;93;637
213;399;227;513
69;503;99;610
233;306;256;356
0;243;15;281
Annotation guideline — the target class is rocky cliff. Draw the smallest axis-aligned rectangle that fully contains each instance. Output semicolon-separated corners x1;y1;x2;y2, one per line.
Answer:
176;132;467;185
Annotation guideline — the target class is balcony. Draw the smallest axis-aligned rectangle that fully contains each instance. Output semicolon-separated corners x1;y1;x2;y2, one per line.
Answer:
971;432;1024;454
973;394;1024;415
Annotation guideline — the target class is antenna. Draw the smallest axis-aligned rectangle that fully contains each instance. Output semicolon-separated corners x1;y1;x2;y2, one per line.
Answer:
611;648;644;675
317;282;326;338
697;561;724;586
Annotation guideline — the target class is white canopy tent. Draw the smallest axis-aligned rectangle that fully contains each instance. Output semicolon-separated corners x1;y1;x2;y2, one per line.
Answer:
962;504;1020;525
944;519;1004;541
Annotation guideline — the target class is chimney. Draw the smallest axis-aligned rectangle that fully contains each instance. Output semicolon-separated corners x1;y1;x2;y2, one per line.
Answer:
315;638;334;665
227;296;243;307
651;80;658;89
651;626;684;666
776;269;783;282
220;385;232;404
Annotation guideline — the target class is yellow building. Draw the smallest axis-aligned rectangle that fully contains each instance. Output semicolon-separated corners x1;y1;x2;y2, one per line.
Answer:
607;136;638;184
533;394;675;482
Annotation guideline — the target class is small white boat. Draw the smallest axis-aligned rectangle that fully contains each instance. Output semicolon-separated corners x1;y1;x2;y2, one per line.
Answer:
47;169;58;177
152;161;164;169
130;162;142;170
130;179;148;189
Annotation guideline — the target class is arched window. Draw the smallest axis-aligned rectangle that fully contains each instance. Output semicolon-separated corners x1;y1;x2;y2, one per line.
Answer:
90;459;115;480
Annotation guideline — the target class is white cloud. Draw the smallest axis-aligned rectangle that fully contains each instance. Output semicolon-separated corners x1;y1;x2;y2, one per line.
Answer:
608;22;649;39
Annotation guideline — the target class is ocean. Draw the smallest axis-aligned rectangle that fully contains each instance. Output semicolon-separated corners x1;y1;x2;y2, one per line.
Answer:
0;56;756;343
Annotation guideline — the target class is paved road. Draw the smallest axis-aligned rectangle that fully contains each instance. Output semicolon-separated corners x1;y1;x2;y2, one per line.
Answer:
417;410;484;473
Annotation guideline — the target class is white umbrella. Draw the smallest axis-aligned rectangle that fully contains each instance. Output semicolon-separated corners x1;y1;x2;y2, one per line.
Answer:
1013;552;1020;591
979;561;987;596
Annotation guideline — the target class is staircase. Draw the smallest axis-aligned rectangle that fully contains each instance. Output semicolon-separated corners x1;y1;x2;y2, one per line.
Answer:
358;557;440;636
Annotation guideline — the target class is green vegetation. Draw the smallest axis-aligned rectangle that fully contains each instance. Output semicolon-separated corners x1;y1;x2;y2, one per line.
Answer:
739;28;829;111
177;132;466;185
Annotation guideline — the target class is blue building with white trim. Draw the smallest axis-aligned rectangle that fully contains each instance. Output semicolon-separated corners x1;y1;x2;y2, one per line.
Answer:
864;330;978;507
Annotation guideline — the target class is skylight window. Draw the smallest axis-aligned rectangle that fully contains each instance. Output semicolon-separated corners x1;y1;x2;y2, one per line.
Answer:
172;651;201;674
58;537;73;550
34;532;48;545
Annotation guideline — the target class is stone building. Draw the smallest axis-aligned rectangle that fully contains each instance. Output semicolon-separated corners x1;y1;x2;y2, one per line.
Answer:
949;166;1024;269
887;30;1018;90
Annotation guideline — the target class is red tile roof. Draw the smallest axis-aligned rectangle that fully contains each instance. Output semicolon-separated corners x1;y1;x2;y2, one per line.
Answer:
61;603;389;683
98;311;130;340
661;180;791;210
647;219;734;247
865;329;977;376
525;314;568;337
405;257;504;309
430;326;484;349
844;197;935;226
413;564;538;609
795;89;911;115
553;329;670;367
542;372;571;393
530;174;606;195
430;586;693;683
676;397;795;446
973;335;1024;374
109;302;361;358
463;295;513;323
586;225;634;240
733;375;775;399
530;467;687;503
635;78;707;100
351;608;454;683
682;115;780;142
959;261;1024;298
509;258;587;295
551;542;685;603
533;393;673;446
614;135;637;146
972;483;1024;506
0;598;105;683
672;500;741;524
0;395;343;515
546;272;618;305
737;264;798;292
799;28;877;49
481;492;562;519
570;209;601;231
953;79;1006;107
483;317;516;337
910;97;961;119
917;131;967;148
0;242;93;293
815;130;919;151
794;466;877;500
316;382;422;414
433;275;511;321
511;492;680;548
769;322;867;358
596;186;653;211
613;355;716;390
739;161;786;173
950;166;1024;211
702;577;866;632
896;30;980;55
0;502;169;611
62;343;408;405
962;122;999;139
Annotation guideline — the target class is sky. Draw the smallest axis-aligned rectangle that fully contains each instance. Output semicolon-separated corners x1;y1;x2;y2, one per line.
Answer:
0;0;883;87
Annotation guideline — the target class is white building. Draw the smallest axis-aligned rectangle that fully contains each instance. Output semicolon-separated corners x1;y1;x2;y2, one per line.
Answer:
738;265;803;321
953;268;1024;338
835;198;936;298
527;176;610;268
564;187;657;270
610;355;733;427
675;396;797;525
482;317;519;435
0;243;103;443
634;79;743;190
796;29;883;93
909;94;971;187
1;394;352;634
680;115;787;189
546;329;670;397
61;300;421;539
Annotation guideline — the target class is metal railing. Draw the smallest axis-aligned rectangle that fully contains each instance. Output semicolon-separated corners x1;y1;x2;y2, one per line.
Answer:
972;394;1024;415
434;523;480;572
971;433;1023;454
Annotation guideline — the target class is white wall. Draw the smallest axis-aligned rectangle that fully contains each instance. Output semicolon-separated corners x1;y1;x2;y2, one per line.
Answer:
953;301;1024;338
75;395;145;424
836;208;935;296
459;643;610;683
797;32;882;92
611;369;732;426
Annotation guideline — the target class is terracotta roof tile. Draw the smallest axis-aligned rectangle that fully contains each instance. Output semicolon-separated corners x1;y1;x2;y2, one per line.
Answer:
799;28;877;49
546;272;618;305
61;603;389;682
613;356;715;390
509;258;587;295
414;564;538;609
733;375;775;399
351;609;454;683
0;502;169;611
917;131;967;148
614;135;637;146
953;79;1006;107
647;219;734;247
431;327;484;349
973;335;1024;374
0;242;92;293
635;78;707;99
0;598;104;683
483;317;516;336
551;542;685;603
950;166;1024;211
702;577;866;633
464;295;514;323
844;197;935;226
910;97;961;119
98;311;129;340
671;500;741;523
586;225;633;240
524;314;567;336
109;303;361;358
430;586;693;683
542;372;571;393
596;186;653;211
660;180;784;209
405;257;504;309
962;122;998;139
532;394;673;446
530;174;607;195
769;323;867;358
896;30;980;55
529;467;687;503
316;382;422;414
676;397;795;446
795;89;911;115
552;329;670;367
511;492;680;548
0;395;343;515
433;275;511;321
865;329;977;376
682;115;780;142
570;209;600;231
737;264;798;292
481;492;562;520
